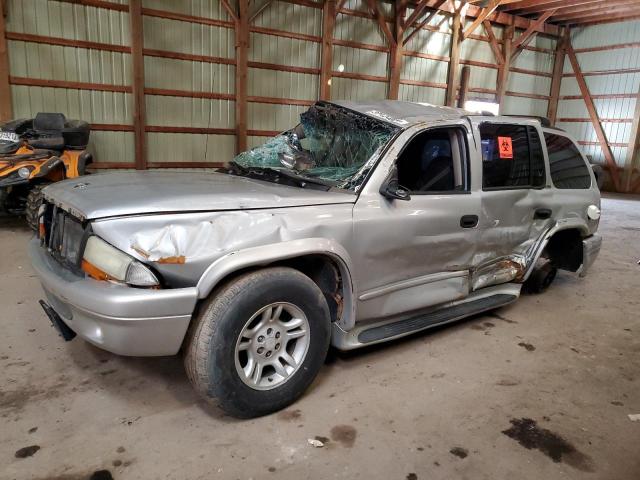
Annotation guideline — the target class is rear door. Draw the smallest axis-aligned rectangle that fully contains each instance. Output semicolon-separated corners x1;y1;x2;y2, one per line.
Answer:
470;118;554;289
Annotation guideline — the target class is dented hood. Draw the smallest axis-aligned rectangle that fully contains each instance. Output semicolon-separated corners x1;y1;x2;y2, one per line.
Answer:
43;171;355;220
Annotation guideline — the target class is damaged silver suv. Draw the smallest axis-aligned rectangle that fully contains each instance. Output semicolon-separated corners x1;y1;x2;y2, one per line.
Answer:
30;101;602;417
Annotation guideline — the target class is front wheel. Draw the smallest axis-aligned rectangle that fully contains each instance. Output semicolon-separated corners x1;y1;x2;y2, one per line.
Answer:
25;184;48;231
184;267;331;418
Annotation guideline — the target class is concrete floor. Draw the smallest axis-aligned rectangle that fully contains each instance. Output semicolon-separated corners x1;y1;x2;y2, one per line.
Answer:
1;194;639;480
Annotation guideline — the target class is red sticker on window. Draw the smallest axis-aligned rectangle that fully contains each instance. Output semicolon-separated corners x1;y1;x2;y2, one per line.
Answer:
498;136;513;159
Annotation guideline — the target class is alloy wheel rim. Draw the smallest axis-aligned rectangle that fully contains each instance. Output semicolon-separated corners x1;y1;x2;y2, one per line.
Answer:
234;302;310;391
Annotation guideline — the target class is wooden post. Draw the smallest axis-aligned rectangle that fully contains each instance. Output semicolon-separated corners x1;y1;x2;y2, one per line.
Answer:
320;0;336;101
457;65;470;109
497;23;514;112
623;83;640;192
235;0;249;154
388;1;405;100
128;0;147;169
0;0;12;122
547;27;567;125
566;39;621;192
445;12;461;107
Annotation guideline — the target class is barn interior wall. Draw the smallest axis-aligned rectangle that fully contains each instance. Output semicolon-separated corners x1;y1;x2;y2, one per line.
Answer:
2;0;637;187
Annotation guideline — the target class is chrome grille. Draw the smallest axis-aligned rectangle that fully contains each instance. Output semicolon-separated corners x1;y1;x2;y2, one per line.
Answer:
43;203;86;268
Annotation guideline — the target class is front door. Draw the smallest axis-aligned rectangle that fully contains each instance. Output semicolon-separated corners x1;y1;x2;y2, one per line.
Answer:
352;122;481;322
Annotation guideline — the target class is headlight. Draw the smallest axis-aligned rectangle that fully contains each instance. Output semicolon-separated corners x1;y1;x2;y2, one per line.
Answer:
18;166;32;179
82;236;159;287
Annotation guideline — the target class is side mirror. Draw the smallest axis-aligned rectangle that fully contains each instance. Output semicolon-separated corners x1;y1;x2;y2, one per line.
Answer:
379;165;411;201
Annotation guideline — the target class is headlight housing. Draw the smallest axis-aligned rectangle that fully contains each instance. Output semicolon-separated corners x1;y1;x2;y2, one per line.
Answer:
18;166;32;179
82;236;159;287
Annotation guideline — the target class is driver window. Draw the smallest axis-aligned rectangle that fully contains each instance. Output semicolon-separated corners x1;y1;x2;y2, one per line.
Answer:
396;128;468;193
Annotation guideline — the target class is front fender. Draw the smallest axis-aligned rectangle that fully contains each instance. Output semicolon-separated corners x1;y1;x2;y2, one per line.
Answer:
196;237;357;330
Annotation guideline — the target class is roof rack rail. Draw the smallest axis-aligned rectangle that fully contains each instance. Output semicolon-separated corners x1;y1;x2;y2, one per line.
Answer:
503;115;552;127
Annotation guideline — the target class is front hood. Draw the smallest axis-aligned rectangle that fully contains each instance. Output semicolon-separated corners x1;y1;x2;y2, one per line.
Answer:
43;171;355;220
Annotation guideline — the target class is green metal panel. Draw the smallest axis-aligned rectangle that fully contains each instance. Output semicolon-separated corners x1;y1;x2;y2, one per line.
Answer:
248;69;318;101
142;16;234;59
247;103;307;132
146;133;235;164
145;96;234;129
142;0;230;20
249;32;320;68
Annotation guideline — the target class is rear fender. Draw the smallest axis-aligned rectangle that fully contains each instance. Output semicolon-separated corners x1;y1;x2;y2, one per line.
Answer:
522;219;591;281
196;238;357;330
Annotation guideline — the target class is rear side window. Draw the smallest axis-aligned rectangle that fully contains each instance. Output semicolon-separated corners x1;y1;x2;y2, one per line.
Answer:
544;133;592;189
480;123;545;189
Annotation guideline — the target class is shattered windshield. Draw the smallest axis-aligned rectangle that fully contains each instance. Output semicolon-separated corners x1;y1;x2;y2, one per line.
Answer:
231;103;400;191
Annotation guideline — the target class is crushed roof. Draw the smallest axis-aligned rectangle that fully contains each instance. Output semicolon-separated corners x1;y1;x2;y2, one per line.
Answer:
328;100;468;127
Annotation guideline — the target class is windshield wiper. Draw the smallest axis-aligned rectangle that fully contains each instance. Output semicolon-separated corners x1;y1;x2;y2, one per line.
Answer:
262;167;336;188
227;162;335;189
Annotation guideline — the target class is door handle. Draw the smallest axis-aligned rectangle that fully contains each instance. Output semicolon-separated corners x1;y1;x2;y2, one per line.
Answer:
534;208;552;220
460;214;479;228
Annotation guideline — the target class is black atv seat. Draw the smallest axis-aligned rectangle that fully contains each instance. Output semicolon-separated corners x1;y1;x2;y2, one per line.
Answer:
1;113;91;153
33;112;66;132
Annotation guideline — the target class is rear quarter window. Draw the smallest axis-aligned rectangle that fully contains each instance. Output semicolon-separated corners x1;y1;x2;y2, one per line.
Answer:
544;133;592;189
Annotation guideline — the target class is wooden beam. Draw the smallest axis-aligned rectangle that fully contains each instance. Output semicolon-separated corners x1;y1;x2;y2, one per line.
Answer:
220;0;239;23
445;11;462;106
578;12;640;27
497;23;514;110
404;0;560;36
457;65;471;108
0;0;12;122
320;0;336;101
548;0;639;18
511;9;556;58
623;83;640;192
483;20;503;65
566;38;621;192
462;0;503;40
403;0;430;31
389;0;406;99
365;0;396;47
403;0;446;47
249;0;274;24
235;0;249;154
504;0;600;14
547;27;567;125
553;5;640;23
128;0;147;170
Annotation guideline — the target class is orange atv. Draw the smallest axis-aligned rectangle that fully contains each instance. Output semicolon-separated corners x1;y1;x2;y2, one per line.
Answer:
0;113;92;230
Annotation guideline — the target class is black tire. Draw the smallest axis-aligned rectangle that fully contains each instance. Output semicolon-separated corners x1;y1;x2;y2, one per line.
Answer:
25;184;47;231
524;260;557;294
184;267;331;418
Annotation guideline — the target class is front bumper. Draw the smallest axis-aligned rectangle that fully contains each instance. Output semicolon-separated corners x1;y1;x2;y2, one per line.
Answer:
579;234;602;277
29;238;198;356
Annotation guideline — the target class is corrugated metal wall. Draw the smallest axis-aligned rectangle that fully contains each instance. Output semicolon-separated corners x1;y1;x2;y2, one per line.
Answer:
556;19;640;168
505;33;555;117
143;0;236;164
6;0;134;164
5;0;616;171
400;7;450;105
248;0;320;148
